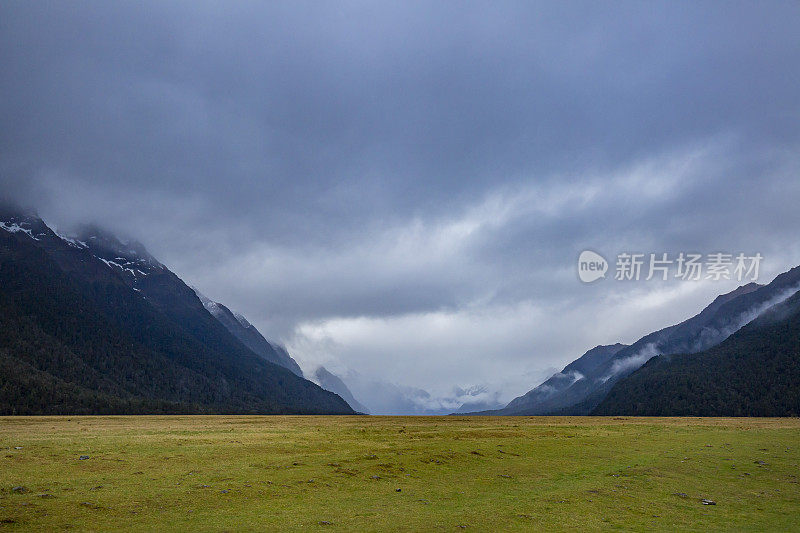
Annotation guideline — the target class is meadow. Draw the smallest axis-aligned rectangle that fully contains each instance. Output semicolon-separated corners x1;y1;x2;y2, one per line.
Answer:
1;416;799;531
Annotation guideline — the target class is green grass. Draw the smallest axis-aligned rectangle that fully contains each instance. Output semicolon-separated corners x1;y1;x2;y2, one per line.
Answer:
1;416;799;531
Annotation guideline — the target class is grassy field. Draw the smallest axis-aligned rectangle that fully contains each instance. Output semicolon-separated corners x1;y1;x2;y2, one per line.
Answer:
1;416;799;531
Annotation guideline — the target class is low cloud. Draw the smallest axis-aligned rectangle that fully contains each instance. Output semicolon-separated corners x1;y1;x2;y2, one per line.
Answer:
602;343;660;382
691;284;800;352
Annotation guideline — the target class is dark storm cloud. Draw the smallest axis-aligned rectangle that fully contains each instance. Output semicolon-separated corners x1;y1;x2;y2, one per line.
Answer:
2;1;800;410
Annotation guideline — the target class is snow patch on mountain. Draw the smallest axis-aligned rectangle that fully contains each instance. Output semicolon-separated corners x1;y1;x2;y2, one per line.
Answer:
55;232;88;249
233;312;253;329
96;256;155;278
193;288;224;317
0;221;40;240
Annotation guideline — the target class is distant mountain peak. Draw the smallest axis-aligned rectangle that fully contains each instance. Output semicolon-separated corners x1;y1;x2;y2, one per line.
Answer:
313;366;370;414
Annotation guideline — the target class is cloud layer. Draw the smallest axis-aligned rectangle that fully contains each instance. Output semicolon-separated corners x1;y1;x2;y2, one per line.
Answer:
2;2;800;412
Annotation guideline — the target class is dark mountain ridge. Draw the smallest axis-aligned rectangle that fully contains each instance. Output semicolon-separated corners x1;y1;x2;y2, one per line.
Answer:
0;206;354;415
194;289;304;377
466;343;627;416
473;270;800;416
594;290;800;416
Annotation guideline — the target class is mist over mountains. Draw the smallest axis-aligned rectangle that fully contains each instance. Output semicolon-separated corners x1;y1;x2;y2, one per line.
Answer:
0;204;354;415
3;200;800;417
0;203;517;416
595;290;800;416
467;268;800;417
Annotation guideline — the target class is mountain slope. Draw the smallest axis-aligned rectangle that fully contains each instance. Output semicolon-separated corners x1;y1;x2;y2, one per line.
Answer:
480;271;800;416
468;344;627;415
194;290;304;377
0;208;354;415
594;291;800;416
313;366;370;413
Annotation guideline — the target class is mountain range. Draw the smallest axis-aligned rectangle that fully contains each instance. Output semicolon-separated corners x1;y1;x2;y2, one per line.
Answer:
594;289;800;416
3;203;800;417
0;205;355;415
470;266;800;417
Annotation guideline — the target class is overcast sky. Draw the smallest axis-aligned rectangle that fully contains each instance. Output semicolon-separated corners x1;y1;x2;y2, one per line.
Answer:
2;2;800;413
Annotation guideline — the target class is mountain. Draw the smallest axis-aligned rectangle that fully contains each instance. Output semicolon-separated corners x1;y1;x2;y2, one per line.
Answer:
476;269;800;416
594;290;800;416
313;366;370;414
472;343;627;416
194;290;304;377
0;206;354;415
